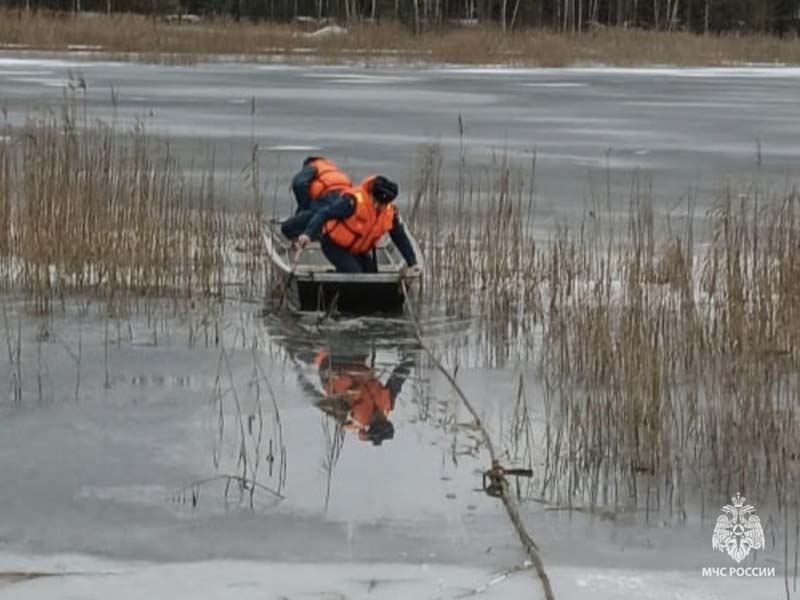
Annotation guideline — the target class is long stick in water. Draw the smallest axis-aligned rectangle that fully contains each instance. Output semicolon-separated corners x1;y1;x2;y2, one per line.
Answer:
276;246;304;311
401;281;555;600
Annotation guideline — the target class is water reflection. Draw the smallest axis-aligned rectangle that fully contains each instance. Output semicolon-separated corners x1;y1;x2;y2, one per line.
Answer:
265;314;422;512
307;347;414;446
267;314;418;446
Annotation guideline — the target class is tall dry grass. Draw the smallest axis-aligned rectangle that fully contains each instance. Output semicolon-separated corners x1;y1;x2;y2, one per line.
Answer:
0;102;264;313
530;187;800;519
408;144;542;365
408;145;800;537
0;11;297;59
2;93;799;534
2;10;800;66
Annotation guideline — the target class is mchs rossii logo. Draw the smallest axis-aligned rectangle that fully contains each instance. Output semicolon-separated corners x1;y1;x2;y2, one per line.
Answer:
702;493;773;577
712;493;765;563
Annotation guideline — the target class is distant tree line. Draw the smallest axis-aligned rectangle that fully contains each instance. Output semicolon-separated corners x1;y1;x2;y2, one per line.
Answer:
6;0;800;34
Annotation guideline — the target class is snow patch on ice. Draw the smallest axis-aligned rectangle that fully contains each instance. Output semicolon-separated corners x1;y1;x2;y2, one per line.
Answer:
302;72;419;84
575;572;645;590
0;555;530;599
434;65;800;78
0;57;84;68
260;145;322;152
78;484;174;506
520;82;587;88
67;44;104;51
0;553;784;600
0;70;52;77
8;77;67;88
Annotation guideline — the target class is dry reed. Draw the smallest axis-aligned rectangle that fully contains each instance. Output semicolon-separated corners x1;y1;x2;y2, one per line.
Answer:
0;101;269;314
3;93;799;540
408;144;800;542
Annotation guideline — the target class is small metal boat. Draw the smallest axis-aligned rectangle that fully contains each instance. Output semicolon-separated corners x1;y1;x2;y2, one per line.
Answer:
263;219;423;314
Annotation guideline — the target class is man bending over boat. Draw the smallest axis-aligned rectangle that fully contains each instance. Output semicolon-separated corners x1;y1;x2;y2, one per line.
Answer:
281;156;353;239
294;175;422;275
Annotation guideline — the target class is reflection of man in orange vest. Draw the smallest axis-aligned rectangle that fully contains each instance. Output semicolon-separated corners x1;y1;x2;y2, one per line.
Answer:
313;350;413;445
295;175;421;275
281;156;353;240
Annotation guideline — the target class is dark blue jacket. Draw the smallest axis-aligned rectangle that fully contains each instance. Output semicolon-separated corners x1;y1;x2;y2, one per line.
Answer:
291;164;317;212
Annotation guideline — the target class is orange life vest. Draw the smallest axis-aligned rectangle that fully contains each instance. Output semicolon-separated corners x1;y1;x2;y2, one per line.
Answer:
323;182;396;254
307;158;352;201
313;350;393;437
319;365;392;431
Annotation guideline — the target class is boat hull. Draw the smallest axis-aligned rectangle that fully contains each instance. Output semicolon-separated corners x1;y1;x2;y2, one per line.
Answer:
295;279;405;313
263;219;422;315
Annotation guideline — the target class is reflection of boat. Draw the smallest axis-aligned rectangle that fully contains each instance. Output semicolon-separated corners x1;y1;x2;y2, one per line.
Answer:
262;219;423;314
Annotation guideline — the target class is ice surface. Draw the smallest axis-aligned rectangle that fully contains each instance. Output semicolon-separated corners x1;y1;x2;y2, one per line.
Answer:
0;306;788;600
0;553;785;599
1;54;798;215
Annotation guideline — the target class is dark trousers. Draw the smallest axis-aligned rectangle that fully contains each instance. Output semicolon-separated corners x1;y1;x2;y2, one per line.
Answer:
280;193;339;240
321;236;377;273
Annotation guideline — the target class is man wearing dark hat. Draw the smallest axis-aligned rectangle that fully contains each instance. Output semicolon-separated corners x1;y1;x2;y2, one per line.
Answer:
295;174;421;275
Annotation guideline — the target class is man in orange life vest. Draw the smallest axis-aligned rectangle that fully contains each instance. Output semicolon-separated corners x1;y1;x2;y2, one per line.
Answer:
280;156;352;239
294;174;421;275
313;350;414;445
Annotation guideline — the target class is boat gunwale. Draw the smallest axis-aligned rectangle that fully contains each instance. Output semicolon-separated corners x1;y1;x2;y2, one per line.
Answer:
262;219;423;284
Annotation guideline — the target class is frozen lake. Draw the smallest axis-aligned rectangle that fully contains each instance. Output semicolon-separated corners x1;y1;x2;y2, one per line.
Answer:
0;301;788;599
2;55;800;217
0;54;797;599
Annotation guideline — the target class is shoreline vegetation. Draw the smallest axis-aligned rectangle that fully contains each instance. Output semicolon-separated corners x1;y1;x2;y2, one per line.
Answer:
1;10;800;66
